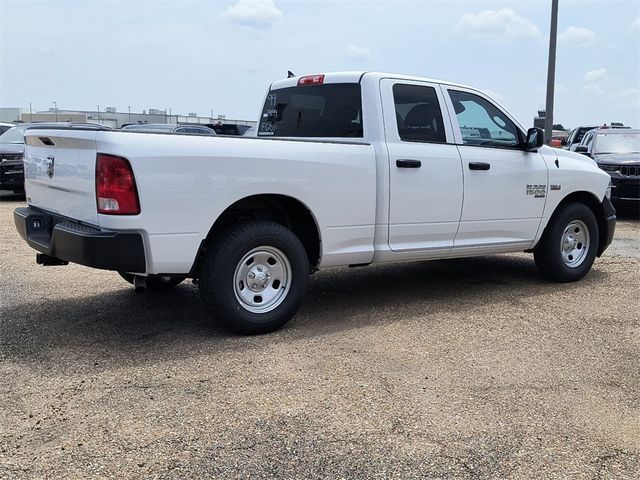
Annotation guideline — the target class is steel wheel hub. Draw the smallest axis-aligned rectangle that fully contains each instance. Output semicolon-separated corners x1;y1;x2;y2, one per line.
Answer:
247;264;270;291
233;246;291;313
560;220;590;268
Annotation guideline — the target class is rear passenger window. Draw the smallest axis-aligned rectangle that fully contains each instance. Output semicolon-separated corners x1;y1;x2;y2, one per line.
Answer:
448;90;520;148
393;84;446;143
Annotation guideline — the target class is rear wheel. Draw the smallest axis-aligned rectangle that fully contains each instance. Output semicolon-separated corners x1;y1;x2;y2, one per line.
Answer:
534;202;599;282
198;220;309;335
118;272;186;289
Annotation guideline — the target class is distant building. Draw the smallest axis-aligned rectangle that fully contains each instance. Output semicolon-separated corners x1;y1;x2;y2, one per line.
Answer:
534;109;568;140
534;110;546;130
0;107;256;129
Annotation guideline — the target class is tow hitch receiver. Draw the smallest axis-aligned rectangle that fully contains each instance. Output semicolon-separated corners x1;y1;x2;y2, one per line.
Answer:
36;253;69;266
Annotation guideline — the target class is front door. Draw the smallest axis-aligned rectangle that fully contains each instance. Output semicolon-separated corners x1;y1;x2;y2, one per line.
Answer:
443;87;548;248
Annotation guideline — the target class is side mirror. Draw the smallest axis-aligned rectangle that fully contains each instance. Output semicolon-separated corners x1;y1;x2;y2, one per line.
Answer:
575;145;590;155
525;127;544;150
560;138;567;146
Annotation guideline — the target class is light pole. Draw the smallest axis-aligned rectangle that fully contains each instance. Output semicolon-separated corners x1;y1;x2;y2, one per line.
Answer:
29;103;33;121
128;106;131;123
53;101;58;121
96;105;100;121
544;0;559;144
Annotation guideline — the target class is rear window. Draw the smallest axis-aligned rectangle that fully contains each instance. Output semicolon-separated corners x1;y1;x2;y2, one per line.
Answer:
258;83;363;138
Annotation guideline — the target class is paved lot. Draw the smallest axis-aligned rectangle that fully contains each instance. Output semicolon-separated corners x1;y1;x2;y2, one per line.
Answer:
0;195;638;479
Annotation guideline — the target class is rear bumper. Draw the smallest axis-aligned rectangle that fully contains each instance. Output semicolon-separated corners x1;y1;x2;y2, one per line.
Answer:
598;196;616;257
14;206;146;272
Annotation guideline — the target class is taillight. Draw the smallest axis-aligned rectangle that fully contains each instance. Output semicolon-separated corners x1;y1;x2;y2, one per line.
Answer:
297;74;324;86
96;153;140;215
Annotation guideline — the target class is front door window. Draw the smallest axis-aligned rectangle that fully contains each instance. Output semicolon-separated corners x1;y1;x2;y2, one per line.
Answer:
448;90;521;148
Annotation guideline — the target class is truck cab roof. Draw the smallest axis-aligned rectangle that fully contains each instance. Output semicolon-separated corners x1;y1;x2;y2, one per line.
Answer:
270;71;475;92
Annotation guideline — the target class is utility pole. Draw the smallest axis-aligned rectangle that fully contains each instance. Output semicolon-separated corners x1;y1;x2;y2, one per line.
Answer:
29;103;33;121
128;106;131;123
544;0;559;145
53;101;58;121
97;105;100;121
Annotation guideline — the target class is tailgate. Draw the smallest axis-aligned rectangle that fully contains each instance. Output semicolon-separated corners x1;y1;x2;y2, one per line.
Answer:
24;129;99;225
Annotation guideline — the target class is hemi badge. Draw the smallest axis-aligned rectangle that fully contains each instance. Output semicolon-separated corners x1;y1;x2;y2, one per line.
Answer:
550;184;561;191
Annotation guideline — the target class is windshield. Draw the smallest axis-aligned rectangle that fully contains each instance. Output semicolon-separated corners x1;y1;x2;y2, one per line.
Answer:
258;83;363;138
595;132;640;154
0;125;28;144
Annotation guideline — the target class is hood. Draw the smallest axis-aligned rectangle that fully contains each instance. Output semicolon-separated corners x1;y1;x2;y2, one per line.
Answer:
540;144;597;165
593;152;640;165
0;143;25;156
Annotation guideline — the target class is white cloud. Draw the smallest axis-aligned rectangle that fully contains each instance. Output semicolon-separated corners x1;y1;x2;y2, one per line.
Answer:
457;8;541;41
631;18;640;33
346;45;373;61
558;26;595;46
583;68;608;83
223;0;282;29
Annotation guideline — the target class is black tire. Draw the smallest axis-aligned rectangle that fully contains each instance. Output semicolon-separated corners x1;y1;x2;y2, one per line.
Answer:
534;202;599;282
198;220;309;335
118;272;186;289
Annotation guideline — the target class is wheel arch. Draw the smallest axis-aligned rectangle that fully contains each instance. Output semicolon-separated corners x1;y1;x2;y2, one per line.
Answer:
191;194;322;276
541;191;610;257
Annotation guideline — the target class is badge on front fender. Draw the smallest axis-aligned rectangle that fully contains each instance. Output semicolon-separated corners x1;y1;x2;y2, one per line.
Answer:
526;184;547;198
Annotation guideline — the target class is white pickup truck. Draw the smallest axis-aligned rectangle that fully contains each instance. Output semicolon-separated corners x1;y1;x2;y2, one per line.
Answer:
15;71;616;334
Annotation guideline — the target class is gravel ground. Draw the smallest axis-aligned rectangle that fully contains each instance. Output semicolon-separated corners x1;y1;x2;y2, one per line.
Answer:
0;195;638;479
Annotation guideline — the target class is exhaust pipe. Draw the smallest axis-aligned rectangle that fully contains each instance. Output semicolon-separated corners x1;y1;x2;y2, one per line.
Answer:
133;275;147;294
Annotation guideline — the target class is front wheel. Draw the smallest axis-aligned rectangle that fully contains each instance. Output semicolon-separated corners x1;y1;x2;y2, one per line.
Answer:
534;202;599;282
198;220;309;335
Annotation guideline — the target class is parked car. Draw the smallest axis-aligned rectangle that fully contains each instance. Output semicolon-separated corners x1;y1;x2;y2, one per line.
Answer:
209;123;251;136
0;126;25;193
564;123;631;150
14;71;615;334
0;122;14;136
122;123;216;135
0;122;107;194
575;128;640;203
564;125;599;150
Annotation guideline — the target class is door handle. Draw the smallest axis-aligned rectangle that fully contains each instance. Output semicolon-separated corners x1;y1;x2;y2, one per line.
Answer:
396;159;422;168
469;162;490;171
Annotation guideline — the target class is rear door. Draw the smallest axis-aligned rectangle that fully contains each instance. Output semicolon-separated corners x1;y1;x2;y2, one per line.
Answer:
382;79;464;251
442;87;548;248
23;128;99;225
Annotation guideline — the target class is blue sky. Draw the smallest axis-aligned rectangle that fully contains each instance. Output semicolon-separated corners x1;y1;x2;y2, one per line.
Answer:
1;0;639;128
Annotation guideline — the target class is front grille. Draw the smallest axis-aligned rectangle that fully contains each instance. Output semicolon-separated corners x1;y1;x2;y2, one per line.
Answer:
600;164;640;177
620;165;639;177
0;153;23;162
